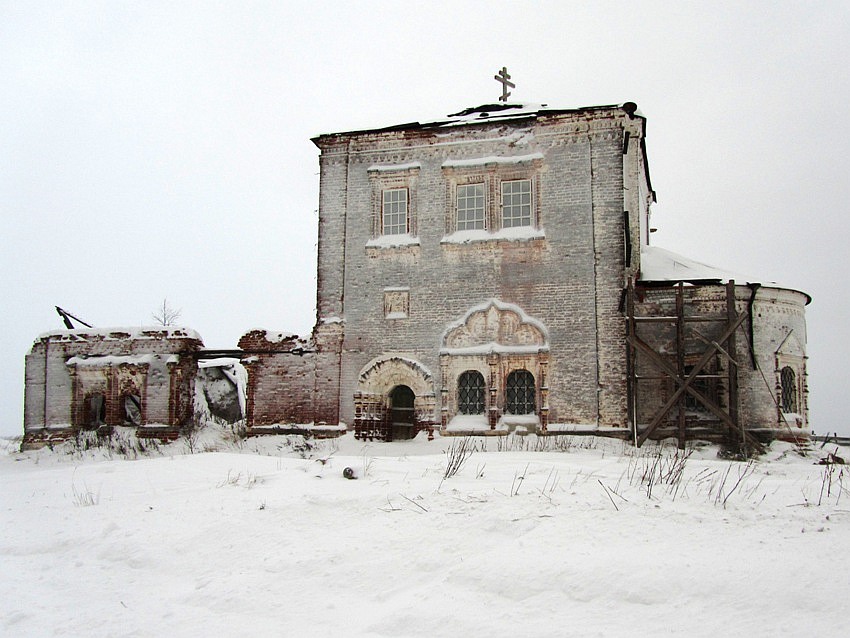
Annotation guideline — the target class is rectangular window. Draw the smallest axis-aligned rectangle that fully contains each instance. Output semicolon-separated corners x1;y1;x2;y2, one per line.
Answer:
382;188;408;235
456;183;485;231
501;179;532;228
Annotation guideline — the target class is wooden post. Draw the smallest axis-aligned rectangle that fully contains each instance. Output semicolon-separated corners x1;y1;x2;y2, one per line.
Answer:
626;279;637;445
676;282;686;450
726;281;741;450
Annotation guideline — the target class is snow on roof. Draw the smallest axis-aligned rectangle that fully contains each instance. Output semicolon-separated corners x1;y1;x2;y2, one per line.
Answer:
639;246;810;302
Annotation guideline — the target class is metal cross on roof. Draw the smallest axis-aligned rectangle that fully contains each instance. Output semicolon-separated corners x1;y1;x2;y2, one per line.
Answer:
494;67;515;102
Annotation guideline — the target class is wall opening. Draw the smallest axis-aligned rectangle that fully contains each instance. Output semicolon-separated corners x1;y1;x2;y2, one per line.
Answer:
388;385;416;440
123;394;142;426
87;393;106;427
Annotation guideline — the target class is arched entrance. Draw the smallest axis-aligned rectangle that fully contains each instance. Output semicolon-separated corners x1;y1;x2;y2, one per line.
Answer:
388;385;416;441
354;355;437;441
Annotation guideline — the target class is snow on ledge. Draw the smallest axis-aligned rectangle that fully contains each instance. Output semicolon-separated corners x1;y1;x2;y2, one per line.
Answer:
367;161;421;173
261;330;299;343
544;423;631;433
198;357;241;369
498;414;540;431
249;423;348;433
445;415;492;432
442;152;544;168
366;234;421;249
442;226;545;244
67;354;179;367
440;343;548;356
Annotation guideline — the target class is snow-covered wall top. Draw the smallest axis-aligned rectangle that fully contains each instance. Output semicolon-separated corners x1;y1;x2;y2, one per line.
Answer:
37;326;203;343
66;353;180;367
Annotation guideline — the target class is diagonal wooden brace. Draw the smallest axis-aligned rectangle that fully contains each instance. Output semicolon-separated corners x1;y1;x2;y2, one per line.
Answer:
631;310;754;447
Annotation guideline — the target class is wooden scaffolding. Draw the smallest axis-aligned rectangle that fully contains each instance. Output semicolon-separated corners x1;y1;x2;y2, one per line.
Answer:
626;279;763;454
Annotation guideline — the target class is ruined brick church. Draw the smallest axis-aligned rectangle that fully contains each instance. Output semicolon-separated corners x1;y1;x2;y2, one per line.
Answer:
23;99;811;449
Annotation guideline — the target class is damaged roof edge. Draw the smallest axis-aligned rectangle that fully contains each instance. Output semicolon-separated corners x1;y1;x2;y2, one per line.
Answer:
310;102;645;145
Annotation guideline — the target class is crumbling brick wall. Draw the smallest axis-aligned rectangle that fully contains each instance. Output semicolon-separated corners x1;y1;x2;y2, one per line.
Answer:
23;328;202;447
239;322;342;429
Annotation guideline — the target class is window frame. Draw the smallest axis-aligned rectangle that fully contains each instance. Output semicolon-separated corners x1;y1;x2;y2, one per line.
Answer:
441;159;542;238
455;183;487;231
367;163;420;241
780;366;798;414
500;178;533;228
382;187;409;236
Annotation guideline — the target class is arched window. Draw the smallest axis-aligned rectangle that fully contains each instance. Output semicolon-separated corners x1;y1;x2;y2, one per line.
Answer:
457;371;485;415
506;370;536;415
781;367;798;413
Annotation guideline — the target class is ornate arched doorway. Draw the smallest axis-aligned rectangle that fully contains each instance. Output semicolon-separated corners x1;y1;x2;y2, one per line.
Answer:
353;355;437;441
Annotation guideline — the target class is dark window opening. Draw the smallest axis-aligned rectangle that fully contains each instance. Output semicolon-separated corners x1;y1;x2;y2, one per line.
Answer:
781;366;798;413
457;371;485;415
505;370;535;415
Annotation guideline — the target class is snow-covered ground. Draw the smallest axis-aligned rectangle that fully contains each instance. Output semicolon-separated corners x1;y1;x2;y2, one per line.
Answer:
2;430;848;637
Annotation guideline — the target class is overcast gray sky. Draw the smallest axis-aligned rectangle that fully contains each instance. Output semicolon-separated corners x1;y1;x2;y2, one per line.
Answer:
2;1;848;437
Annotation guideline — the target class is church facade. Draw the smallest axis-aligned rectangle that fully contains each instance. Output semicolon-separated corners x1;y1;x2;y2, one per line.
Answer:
23;102;810;449
243;102;810;446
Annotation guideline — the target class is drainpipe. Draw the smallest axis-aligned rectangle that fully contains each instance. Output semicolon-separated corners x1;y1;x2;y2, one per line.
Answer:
747;283;761;369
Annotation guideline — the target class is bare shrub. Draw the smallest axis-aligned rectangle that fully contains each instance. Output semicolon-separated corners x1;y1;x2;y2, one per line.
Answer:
70;471;99;507
442;437;474;482
628;444;692;500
